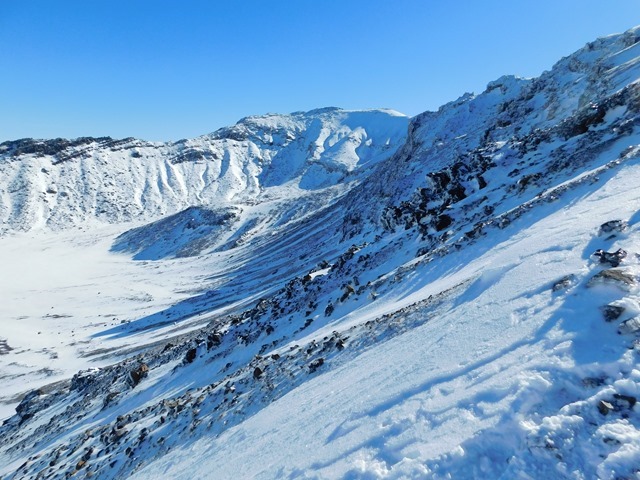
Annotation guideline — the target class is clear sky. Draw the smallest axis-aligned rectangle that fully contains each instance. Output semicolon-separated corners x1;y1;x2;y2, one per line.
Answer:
1;0;638;142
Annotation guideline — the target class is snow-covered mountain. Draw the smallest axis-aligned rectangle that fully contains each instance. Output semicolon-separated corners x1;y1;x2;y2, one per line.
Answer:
0;107;407;234
2;26;640;479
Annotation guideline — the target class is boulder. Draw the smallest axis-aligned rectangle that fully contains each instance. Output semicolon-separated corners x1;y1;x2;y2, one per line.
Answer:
70;368;101;392
598;400;614;415
592;248;627;267
15;389;45;421
309;358;324;373
128;364;149;387
598;219;628;236
324;302;334;317
588;269;636;290
435;214;453;232
552;274;576;292
184;348;197;364
600;304;625;322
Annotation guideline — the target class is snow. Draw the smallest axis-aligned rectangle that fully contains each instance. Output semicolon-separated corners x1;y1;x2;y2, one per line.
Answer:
131;160;640;480
2;26;640;480
0;227;200;419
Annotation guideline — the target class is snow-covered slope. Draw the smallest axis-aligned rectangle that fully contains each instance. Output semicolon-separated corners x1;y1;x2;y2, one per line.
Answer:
0;108;408;234
2;26;640;480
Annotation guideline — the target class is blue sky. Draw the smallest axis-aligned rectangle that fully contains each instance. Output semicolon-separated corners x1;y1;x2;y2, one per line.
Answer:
1;1;638;142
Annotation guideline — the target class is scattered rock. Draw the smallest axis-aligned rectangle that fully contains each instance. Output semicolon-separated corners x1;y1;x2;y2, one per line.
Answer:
593;248;627;267
598;219;628;236
618;317;640;335
600;304;626;322
552;274;577;292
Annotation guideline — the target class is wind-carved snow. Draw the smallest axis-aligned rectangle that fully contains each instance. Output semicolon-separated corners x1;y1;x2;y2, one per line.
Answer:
0;108;408;234
2;26;640;480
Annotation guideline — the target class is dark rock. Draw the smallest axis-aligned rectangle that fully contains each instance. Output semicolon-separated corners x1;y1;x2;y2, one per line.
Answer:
15;389;45;421
598;400;614;415
560;103;606;139
428;171;451;190
598;220;628;236
309;358;324;373
448;184;467;202
435;214;453;232
593;248;627;267
324;302;334;317
128;364;149;387
207;333;222;349
0;338;13;355
253;367;263;379
552;274;576;292
70;368;100;392
600;304;625;322
103;391;121;409
184;348;197;364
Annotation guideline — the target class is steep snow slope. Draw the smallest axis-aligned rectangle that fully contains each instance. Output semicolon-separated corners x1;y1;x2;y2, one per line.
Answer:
133;159;640;479
1;26;640;480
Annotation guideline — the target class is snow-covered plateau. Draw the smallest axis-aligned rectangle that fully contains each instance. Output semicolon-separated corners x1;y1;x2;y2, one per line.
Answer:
2;26;640;479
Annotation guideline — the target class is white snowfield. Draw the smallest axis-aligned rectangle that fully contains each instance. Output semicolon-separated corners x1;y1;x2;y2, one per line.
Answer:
1;26;640;480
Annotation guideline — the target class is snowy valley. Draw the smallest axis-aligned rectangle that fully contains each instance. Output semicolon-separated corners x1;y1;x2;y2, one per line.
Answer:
2;26;640;479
